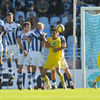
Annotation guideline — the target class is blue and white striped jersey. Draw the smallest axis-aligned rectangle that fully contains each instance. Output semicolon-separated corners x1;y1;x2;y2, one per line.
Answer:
4;22;22;46
58;35;66;58
17;31;30;54
28;29;44;52
0;20;4;44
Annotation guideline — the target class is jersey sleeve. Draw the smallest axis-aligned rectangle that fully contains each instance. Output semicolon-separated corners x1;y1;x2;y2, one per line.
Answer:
17;31;21;39
61;36;66;44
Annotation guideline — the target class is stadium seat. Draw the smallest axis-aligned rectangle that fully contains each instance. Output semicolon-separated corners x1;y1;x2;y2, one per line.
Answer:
43;29;51;38
39;17;49;24
62;16;68;25
26;11;36;20
15;11;25;22
67;35;78;60
44;23;50;30
50;17;60;26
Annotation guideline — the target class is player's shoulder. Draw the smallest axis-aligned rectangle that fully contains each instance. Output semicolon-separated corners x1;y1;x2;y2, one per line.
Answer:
13;22;21;27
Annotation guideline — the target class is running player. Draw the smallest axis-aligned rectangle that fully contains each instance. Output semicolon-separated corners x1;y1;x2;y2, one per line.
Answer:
51;30;74;89
24;23;46;90
41;27;67;90
17;22;31;90
3;12;22;84
0;20;4;86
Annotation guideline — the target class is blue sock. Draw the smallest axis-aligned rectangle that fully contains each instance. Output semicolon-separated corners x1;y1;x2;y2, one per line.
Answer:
68;78;73;85
18;72;23;88
52;80;56;86
28;72;32;87
32;72;37;86
0;64;3;79
7;62;13;77
40;75;44;87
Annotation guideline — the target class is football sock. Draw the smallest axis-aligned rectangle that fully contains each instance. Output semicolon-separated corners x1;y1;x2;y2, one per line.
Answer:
18;72;23;88
28;72;32;88
40;75;44;87
52;80;56;86
68;78;73;86
95;75;100;82
59;74;66;87
43;75;50;86
16;64;19;78
7;62;13;77
32;72;37;86
0;64;3;79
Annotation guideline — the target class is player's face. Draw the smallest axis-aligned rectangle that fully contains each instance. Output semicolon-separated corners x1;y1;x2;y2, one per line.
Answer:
51;31;58;39
24;25;30;32
7;15;13;23
37;24;44;31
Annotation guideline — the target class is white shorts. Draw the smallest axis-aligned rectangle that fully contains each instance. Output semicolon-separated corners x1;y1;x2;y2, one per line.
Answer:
0;43;3;57
30;51;44;67
18;53;30;65
6;45;18;59
52;58;68;70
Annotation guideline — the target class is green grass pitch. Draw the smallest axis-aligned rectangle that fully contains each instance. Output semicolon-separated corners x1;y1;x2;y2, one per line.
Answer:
0;88;100;100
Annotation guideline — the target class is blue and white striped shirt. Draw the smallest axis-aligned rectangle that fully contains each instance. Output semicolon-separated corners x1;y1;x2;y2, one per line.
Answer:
28;29;44;52
17;31;30;54
4;22;22;46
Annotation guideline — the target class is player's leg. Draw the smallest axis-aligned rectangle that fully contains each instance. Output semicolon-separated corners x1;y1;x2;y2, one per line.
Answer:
92;75;100;89
41;68;52;89
32;65;38;89
13;45;19;87
0;56;3;86
27;66;32;90
56;67;67;89
18;65;23;90
62;59;74;89
51;70;57;89
39;67;46;90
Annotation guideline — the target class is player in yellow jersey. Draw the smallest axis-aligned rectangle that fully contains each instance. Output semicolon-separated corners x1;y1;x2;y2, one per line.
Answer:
41;27;67;90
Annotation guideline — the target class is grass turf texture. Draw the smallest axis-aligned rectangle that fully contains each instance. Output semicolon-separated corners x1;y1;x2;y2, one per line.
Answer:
0;88;100;100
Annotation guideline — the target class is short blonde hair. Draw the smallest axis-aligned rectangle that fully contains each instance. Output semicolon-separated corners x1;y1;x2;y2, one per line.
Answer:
36;23;44;29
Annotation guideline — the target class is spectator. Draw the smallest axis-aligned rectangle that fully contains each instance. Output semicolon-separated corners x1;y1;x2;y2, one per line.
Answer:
76;2;83;16
61;0;71;18
25;0;37;13
37;0;49;17
49;0;60;18
1;0;12;8
16;15;24;27
15;0;25;12
64;16;73;41
88;0;96;5
27;11;38;29
1;2;14;18
0;9;3;19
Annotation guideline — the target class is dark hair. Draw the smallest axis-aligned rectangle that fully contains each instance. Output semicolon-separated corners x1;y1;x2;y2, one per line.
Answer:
50;26;57;32
6;2;10;4
22;22;31;29
19;15;23;19
7;12;13;16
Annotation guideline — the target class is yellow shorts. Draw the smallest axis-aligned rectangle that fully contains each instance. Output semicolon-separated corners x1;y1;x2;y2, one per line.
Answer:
43;59;61;70
52;58;68;70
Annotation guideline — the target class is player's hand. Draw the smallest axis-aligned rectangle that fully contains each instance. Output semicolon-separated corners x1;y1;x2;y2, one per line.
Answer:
23;50;27;57
42;32;46;38
41;41;45;46
53;48;58;52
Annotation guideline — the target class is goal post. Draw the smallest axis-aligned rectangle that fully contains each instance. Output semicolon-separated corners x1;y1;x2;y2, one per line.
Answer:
81;7;100;88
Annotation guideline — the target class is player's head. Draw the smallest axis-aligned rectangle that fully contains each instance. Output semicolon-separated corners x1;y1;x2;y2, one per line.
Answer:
0;20;4;31
36;23;44;31
7;12;13;23
22;22;31;32
50;26;58;39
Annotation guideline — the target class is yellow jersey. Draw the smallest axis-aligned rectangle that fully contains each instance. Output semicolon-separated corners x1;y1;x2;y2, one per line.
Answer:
47;37;62;61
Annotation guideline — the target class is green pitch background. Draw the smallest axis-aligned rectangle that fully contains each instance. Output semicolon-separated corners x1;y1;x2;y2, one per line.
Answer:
0;88;100;100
